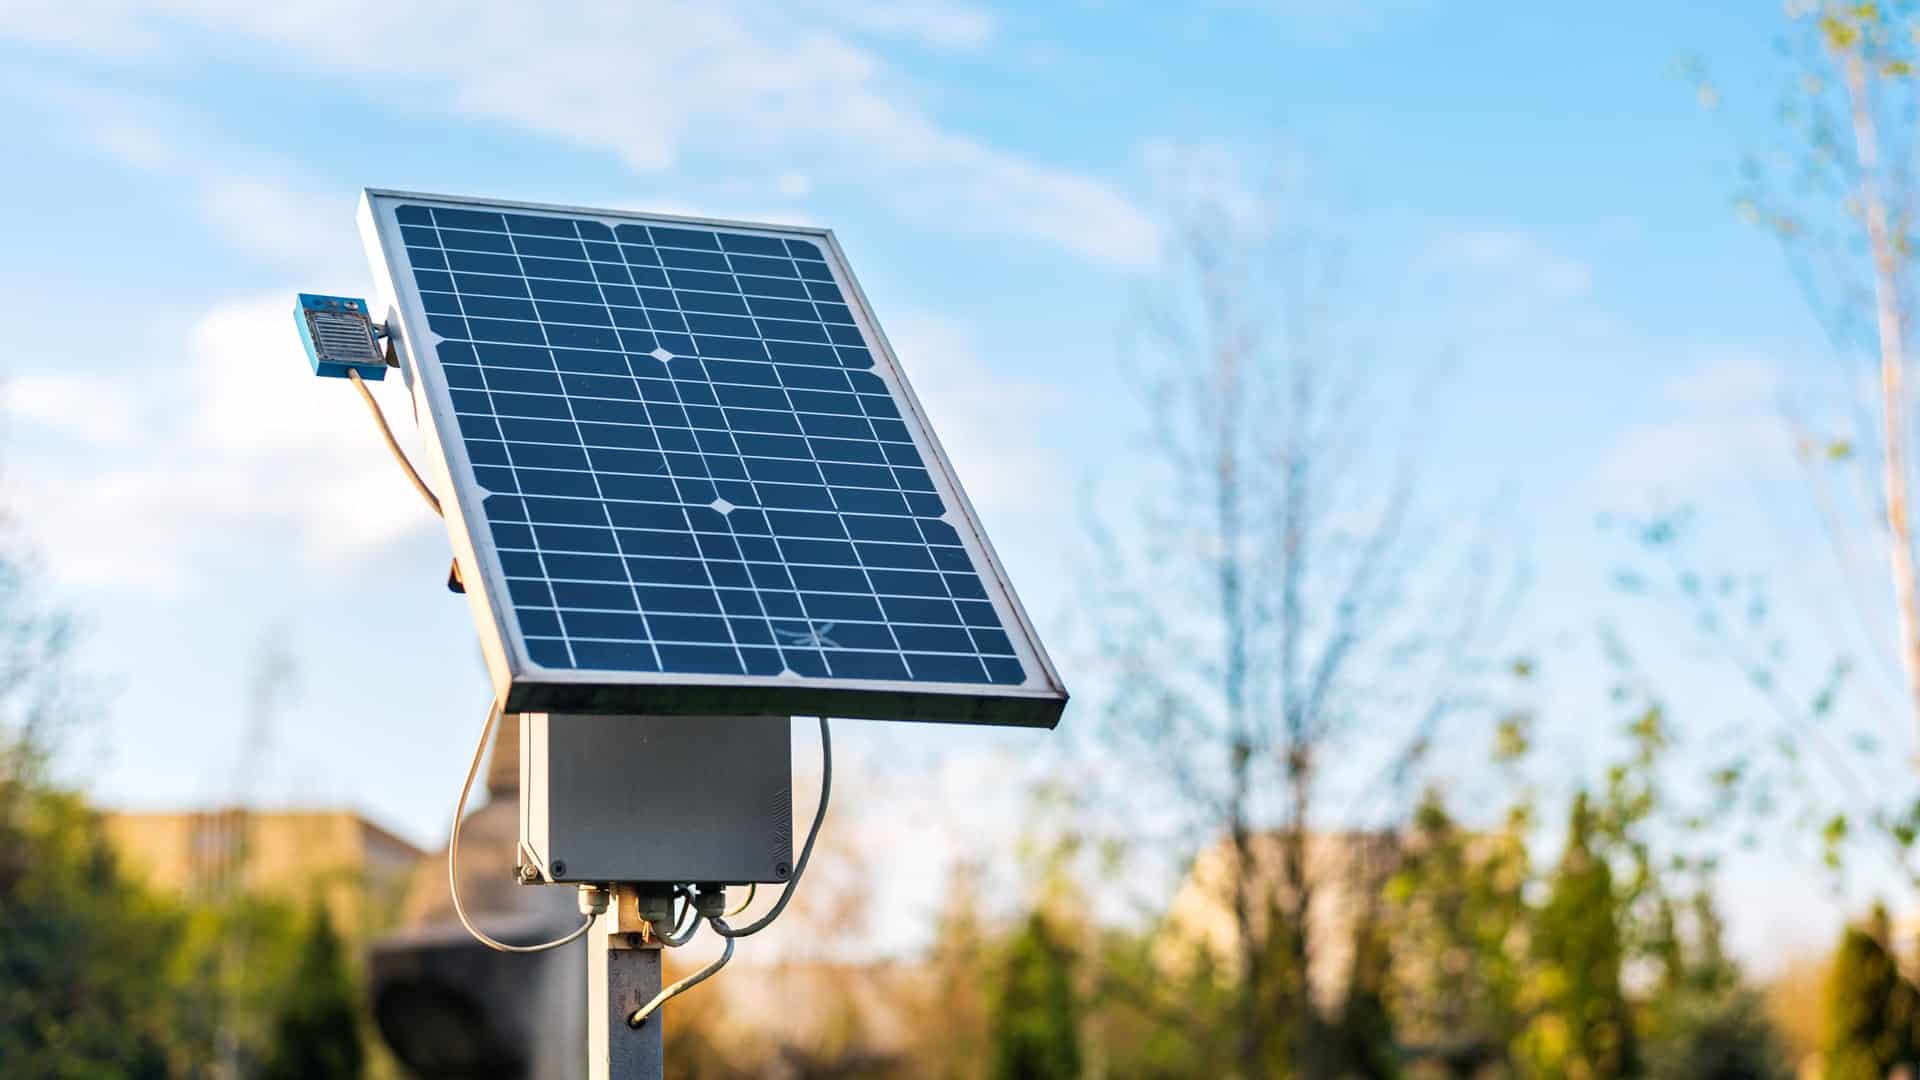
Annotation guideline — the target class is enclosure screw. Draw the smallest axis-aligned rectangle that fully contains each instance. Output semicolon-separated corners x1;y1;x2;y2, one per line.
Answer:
551;860;567;878
774;861;791;878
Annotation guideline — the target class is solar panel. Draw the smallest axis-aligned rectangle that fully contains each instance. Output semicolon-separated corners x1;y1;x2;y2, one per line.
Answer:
357;190;1066;726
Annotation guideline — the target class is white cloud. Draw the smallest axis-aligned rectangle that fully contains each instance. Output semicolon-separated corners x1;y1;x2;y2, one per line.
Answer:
1588;416;1789;506
1427;225;1593;299
3;302;1064;594
771;171;813;200
0;0;166;54
199;178;357;268
3;73;194;172
1585;353;1795;507
0;75;401;587
0;1;1155;268
804;0;998;49
883;309;1068;516
1661;355;1784;410
7;74;361;279
1136;136;1288;233
0;40;1087;590
1224;0;1428;40
3;373;144;447
4;294;436;591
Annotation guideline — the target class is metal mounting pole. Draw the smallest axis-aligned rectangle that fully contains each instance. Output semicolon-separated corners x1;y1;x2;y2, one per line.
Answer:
588;885;663;1080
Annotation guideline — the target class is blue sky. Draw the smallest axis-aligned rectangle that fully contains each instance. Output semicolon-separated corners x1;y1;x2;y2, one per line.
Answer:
0;2;1889;962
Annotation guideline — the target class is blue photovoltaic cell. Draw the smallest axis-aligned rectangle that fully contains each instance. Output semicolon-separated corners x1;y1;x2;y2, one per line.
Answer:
392;202;1026;687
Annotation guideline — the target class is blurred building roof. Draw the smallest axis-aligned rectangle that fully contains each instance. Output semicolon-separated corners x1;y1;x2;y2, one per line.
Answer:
103;807;424;940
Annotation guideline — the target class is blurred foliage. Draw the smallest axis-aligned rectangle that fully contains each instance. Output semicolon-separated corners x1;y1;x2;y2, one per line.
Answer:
1327;904;1397;1080
0;785;380;1078
0;782;180;1078
1597;504;1919;884
1639;883;1786;1079
1822;903;1920;1080
643;511;1837;1080
1386;794;1531;1074
645;669;1813;1080
0;756;333;1074
1673;0;1920;908
1514;793;1638;1079
0;534;372;1078
260;899;364;1080
0;537;176;1077
1641;987;1788;1080
1079;928;1238;1078
165;892;308;1074
988;912;1082;1080
0;494;1874;1080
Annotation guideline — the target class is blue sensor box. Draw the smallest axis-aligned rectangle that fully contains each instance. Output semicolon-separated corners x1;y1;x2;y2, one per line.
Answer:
293;293;386;380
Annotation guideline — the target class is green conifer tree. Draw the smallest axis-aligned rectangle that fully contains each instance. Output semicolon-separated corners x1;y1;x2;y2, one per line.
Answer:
1387;793;1530;1075
1517;790;1638;1078
1643;889;1788;1080
1823;904;1920;1080
1330;903;1398;1079
989;911;1082;1080
258;898;364;1080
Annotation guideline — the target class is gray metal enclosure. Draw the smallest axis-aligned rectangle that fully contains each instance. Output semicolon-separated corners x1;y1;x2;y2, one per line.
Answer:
520;713;793;885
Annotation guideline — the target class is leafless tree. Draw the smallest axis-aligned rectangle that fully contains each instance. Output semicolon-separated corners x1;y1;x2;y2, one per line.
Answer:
0;540;86;787
1079;176;1510;1077
1704;4;1920;760
1630;4;1920;878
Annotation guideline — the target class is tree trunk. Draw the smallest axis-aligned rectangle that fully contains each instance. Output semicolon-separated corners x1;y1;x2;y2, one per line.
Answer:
1230;805;1264;1080
1280;750;1316;1074
1841;52;1920;757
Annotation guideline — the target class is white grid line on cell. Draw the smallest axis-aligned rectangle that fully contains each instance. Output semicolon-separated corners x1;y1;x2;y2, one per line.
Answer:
618;234;832;678
614;261;756;676
437;215;583;669
450;385;898;426
543;218;672;672
750;317;920;680
442;308;854;343
415;208;1006;683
